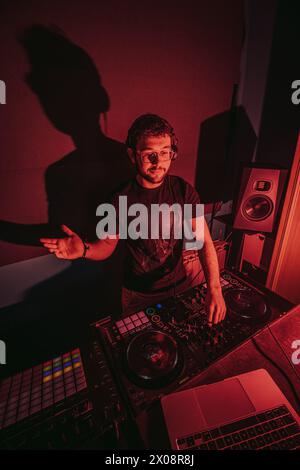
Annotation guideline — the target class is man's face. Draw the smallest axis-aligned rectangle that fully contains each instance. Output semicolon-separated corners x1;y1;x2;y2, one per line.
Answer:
132;134;173;185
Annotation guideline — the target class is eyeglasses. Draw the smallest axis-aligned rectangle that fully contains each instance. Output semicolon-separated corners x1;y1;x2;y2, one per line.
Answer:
136;149;174;164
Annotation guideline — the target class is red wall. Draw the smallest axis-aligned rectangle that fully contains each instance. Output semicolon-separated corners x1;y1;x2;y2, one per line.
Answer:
0;0;243;266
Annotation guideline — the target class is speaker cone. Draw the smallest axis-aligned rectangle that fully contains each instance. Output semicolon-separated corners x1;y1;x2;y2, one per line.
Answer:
242;195;273;221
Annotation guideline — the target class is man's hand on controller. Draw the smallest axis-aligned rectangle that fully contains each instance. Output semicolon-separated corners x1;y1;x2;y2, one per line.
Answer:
205;286;226;326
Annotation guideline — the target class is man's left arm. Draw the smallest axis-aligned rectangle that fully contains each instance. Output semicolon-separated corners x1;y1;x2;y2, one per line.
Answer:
192;217;226;325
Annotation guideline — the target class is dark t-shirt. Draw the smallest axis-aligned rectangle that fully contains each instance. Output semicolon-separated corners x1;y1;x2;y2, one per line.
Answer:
109;175;201;293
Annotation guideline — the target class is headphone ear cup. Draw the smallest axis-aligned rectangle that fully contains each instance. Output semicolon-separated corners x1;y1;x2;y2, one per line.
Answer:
171;145;178;160
171;134;178;160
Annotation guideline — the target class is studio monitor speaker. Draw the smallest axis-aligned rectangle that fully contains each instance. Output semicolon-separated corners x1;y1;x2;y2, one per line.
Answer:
233;166;288;232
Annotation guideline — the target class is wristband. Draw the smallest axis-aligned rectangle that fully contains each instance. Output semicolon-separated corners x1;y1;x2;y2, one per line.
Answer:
82;240;90;259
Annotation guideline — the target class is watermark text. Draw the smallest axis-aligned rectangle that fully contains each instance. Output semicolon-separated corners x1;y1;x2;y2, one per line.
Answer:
0;340;6;365
0;80;6;104
96;197;204;250
291;80;300;105
291;340;300;365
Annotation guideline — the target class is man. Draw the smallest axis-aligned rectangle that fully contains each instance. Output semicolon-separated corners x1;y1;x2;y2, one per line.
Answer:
41;114;226;324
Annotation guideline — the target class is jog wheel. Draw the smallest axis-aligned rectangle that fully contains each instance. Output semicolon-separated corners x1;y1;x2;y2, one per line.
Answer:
125;330;183;388
224;288;271;324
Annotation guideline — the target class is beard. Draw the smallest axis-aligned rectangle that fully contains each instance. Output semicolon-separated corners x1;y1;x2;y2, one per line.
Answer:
142;166;168;184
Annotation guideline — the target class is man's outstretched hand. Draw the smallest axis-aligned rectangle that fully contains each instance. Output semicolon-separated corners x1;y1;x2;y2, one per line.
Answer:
40;225;84;260
205;286;227;326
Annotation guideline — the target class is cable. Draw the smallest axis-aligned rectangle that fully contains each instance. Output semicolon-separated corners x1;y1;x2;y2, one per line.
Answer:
251;335;300;411
167;175;178;309
224;230;233;243
165;177;203;315
112;418;121;442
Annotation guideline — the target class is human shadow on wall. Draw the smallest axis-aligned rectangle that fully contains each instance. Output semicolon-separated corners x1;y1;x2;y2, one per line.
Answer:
195;106;257;204
195;105;257;269
0;25;134;329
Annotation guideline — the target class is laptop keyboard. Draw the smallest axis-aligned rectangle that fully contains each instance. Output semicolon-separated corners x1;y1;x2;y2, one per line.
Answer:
176;405;300;450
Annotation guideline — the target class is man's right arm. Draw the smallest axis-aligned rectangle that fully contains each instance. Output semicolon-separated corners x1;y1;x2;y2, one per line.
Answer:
40;224;119;261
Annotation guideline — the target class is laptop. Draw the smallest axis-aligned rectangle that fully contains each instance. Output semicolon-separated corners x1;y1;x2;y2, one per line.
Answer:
161;369;300;450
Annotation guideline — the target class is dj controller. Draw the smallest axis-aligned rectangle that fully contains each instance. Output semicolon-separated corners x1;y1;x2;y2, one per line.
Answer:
0;270;293;449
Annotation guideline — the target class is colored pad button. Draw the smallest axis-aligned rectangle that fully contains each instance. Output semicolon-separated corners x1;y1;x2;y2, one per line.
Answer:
73;362;82;369
43;375;52;383
72;356;81;364
53;370;63;379
43;369;52;377
63;361;72;368
71;348;80;355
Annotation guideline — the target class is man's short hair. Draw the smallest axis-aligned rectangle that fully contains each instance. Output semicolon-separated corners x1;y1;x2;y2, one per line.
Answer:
126;113;178;152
